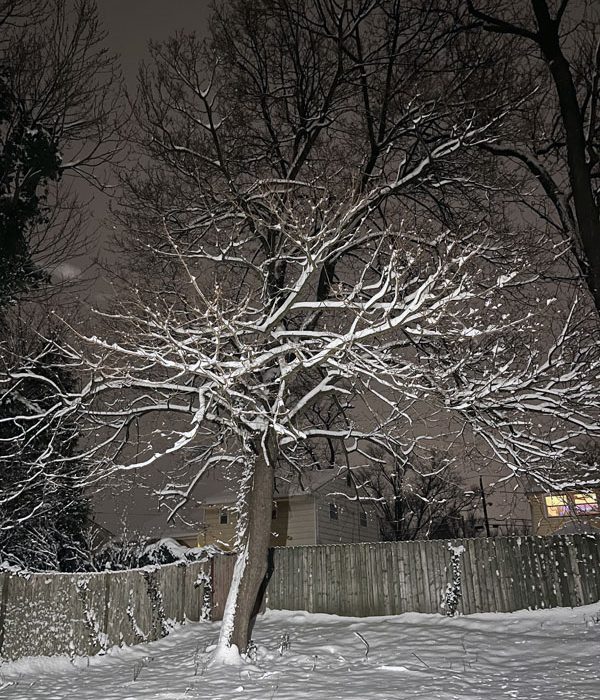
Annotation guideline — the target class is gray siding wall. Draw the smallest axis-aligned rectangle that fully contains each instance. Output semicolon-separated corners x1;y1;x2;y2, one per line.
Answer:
285;495;317;545
316;496;379;544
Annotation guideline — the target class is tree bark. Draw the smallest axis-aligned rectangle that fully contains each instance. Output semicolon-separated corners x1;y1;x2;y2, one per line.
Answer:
213;430;276;662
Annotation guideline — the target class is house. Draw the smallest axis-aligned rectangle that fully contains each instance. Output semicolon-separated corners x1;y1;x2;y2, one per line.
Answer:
191;469;380;549
527;475;600;535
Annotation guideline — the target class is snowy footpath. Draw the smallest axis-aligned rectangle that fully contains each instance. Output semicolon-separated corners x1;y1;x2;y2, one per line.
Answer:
1;604;599;699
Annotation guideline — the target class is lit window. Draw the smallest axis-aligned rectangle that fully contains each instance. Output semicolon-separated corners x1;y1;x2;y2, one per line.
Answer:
545;495;570;517
545;493;599;517
329;503;338;520
360;511;367;527
572;493;599;513
219;509;229;525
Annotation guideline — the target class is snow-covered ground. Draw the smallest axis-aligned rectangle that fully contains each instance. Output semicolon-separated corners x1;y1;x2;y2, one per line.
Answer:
2;604;599;699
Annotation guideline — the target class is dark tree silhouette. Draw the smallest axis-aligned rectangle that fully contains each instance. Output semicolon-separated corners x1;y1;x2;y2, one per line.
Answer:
358;455;476;541
0;0;121;312
0;331;91;571
465;0;600;312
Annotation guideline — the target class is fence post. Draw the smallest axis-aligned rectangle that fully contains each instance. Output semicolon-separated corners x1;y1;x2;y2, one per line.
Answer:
0;574;10;657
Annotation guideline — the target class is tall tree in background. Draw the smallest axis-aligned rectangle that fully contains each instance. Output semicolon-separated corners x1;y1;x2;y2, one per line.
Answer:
0;0;121;569
464;0;600;312
0;0;121;312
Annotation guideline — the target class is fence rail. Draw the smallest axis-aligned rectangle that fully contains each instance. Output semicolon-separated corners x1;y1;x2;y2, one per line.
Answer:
1;534;599;660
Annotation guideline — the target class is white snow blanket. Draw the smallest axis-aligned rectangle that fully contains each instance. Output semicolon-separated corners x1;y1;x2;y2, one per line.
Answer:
1;604;598;699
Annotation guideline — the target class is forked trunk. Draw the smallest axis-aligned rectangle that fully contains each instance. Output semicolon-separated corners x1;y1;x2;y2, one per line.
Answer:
212;432;275;663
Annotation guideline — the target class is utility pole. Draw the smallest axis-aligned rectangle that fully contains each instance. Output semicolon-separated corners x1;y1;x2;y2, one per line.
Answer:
479;476;491;537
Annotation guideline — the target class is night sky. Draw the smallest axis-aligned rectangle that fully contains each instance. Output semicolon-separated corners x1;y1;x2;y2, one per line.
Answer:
90;2;215;537
98;1;213;87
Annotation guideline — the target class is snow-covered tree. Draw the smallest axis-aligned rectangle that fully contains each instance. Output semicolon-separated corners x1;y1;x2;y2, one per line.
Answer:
68;197;599;660
0;326;91;571
8;0;600;663
0;0;121;569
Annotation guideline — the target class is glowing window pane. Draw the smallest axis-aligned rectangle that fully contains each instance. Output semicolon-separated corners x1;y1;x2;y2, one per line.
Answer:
545;495;569;517
572;493;599;513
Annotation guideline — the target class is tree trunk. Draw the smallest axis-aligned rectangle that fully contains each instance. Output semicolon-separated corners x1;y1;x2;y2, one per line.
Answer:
212;431;276;663
532;0;600;313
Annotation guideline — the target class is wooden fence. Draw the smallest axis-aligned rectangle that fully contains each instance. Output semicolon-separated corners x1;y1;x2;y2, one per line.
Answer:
2;534;599;661
263;534;600;616
0;561;210;660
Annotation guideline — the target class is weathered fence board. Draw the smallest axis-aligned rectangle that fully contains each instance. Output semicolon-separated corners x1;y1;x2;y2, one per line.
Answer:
265;534;600;618
0;560;211;660
210;554;235;621
2;534;600;662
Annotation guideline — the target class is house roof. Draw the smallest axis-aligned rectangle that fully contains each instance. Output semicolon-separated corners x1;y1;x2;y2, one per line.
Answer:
201;468;350;506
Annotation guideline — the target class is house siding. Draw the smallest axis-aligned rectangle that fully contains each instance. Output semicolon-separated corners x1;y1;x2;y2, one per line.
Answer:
270;499;289;546
315;497;379;544
282;496;317;545
202;496;318;548
201;505;239;549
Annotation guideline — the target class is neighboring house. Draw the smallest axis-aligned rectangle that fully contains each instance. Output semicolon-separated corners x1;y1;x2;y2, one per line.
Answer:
197;470;380;549
528;483;600;535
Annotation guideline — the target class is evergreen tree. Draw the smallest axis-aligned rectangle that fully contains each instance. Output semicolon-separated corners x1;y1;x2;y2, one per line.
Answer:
0;73;62;308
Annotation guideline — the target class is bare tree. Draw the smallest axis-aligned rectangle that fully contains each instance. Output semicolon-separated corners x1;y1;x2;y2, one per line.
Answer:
0;320;91;571
357;453;476;540
8;0;600;663
463;0;600;312
0;0;122;312
0;0;121;568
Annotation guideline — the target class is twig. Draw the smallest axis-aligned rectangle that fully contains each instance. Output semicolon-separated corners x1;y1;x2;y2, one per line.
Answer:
412;652;430;668
353;631;370;659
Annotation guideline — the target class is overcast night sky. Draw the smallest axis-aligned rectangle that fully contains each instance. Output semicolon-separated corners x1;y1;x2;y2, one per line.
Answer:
98;1;213;86
88;2;216;535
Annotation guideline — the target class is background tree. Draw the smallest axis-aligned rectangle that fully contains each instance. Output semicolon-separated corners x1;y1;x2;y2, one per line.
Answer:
0;0;122;568
357;453;477;541
0;324;91;571
0;0;121;313
463;0;600;312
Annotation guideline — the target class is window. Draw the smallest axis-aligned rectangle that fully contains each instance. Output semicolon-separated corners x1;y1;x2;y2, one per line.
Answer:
572;493;599;513
329;503;338;520
219;509;229;525
545;495;569;517
360;511;367;528
545;492;599;517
